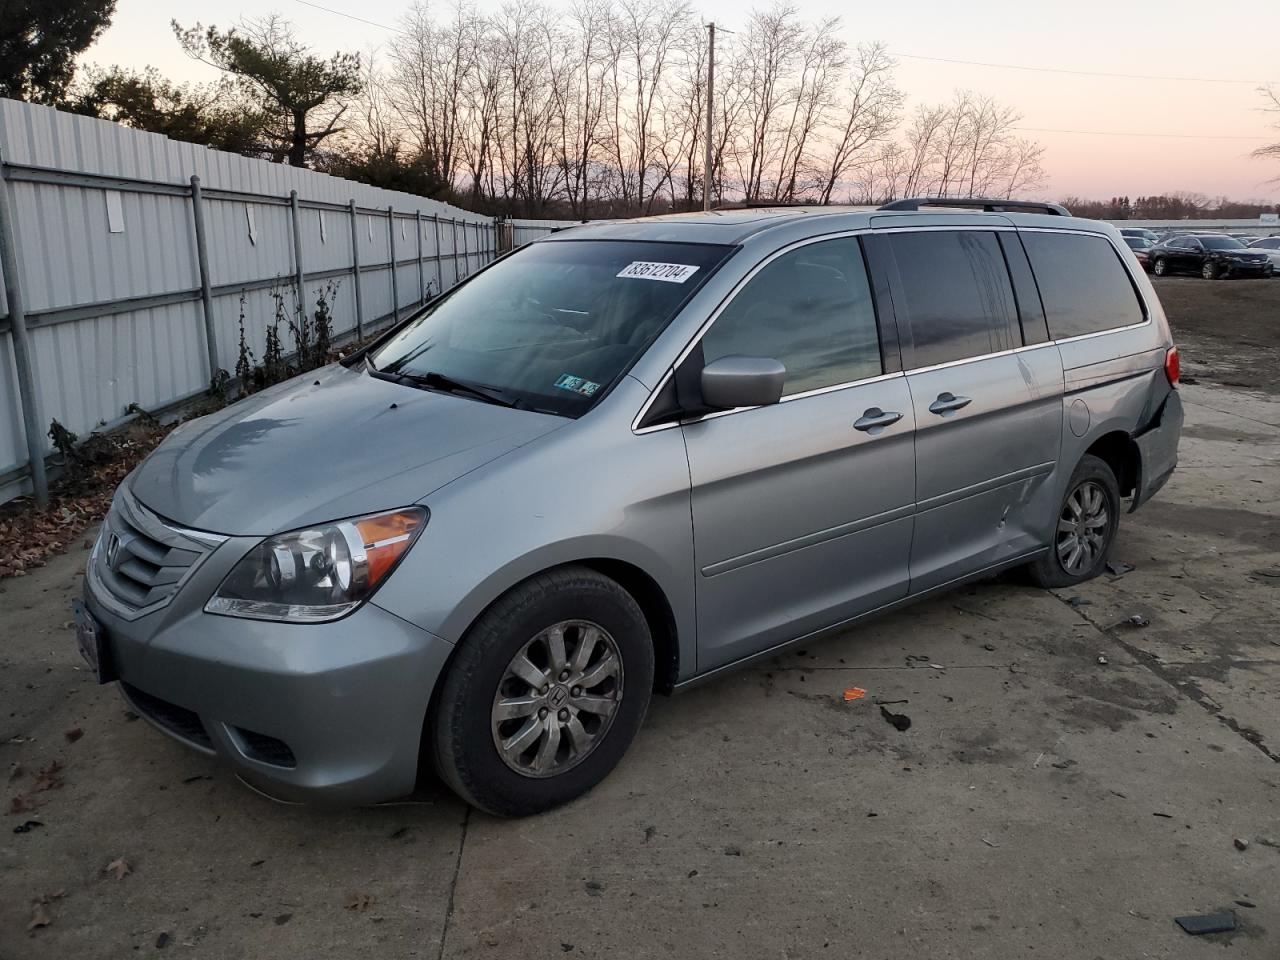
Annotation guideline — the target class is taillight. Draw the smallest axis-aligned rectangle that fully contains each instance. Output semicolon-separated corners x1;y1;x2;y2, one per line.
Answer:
1164;346;1180;387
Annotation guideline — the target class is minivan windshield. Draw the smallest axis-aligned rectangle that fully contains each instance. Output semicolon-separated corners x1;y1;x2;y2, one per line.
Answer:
370;239;732;416
1200;236;1246;250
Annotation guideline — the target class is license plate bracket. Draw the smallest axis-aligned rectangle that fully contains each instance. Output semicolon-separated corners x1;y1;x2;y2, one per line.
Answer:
71;599;116;684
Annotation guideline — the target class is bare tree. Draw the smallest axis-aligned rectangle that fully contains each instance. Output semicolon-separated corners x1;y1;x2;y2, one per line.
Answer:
323;0;1048;216
770;17;844;201
815;42;900;203
1255;86;1280;173
389;2;479;187
737;4;805;199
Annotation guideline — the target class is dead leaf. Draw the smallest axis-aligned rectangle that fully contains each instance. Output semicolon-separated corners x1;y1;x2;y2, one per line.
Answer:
28;902;51;931
10;794;36;815
345;893;375;911
1;419;171;583
842;687;866;702
64;727;83;744
32;761;63;792
104;858;131;880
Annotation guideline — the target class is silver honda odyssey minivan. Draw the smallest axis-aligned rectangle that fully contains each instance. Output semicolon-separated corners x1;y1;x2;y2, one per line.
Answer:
77;199;1182;816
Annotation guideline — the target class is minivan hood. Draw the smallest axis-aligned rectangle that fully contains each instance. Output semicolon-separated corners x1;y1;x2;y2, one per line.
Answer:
129;363;563;535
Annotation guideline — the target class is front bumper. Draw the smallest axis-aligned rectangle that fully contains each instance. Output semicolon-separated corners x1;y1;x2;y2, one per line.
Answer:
83;507;453;806
1223;260;1272;276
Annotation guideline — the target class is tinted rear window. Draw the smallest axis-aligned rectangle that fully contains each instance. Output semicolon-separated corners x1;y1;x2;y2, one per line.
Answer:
1022;232;1144;339
885;231;1019;367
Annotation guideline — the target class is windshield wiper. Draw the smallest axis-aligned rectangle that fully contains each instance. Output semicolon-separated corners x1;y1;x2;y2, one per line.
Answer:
390;369;524;409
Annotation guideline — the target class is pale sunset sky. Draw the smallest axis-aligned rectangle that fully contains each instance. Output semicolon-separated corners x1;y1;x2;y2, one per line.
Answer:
86;0;1280;202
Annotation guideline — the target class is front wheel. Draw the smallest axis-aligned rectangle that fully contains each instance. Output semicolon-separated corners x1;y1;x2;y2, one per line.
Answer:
1028;455;1121;588
1202;260;1219;280
1152;257;1168;277
431;566;654;817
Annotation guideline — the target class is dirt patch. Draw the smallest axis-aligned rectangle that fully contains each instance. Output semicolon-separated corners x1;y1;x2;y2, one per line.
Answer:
1153;278;1280;395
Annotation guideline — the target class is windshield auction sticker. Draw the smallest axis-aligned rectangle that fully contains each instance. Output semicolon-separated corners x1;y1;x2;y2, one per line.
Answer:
616;261;700;283
554;374;601;396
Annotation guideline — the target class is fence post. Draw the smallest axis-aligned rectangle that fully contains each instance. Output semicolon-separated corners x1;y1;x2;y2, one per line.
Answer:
415;210;425;302
289;190;306;325
387;206;398;323
433;213;443;295
348;199;364;341
452;218;460;283
0;146;49;505
189;176;219;380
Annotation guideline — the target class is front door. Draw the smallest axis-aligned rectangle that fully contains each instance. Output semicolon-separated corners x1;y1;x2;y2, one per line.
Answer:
680;236;916;672
873;228;1064;592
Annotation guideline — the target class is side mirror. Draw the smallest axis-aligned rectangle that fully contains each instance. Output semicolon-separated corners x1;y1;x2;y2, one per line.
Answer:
700;356;786;410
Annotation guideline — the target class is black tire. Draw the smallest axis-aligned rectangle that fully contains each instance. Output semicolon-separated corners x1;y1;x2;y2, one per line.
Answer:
1202;260;1218;280
1152;257;1167;277
1028;455;1121;589
431;566;654;817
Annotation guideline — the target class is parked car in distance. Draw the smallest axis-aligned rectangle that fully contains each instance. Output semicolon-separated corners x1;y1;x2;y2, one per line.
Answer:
1247;236;1280;273
1123;235;1155;271
1119;227;1160;243
1148;234;1274;279
77;199;1184;816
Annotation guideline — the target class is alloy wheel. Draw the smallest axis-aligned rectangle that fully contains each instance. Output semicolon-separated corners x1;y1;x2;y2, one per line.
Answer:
491;620;624;778
1056;480;1110;575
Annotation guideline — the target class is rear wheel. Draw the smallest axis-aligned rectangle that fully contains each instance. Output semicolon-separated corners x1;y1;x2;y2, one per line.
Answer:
431;566;653;817
1028;455;1121;588
1152;257;1168;277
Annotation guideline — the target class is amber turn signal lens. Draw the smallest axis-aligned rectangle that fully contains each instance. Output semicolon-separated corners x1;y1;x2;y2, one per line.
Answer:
355;510;427;585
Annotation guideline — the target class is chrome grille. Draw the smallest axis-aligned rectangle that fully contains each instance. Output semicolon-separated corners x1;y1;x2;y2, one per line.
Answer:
91;488;224;620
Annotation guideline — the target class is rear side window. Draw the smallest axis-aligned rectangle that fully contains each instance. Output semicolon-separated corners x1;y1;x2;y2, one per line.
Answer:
1022;232;1144;339
701;237;882;395
884;231;1019;367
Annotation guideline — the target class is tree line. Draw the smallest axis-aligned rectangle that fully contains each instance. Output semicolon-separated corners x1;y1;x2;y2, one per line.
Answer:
1064;195;1280;221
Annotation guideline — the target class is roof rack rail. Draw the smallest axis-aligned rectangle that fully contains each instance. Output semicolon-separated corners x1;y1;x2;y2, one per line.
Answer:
877;197;1071;216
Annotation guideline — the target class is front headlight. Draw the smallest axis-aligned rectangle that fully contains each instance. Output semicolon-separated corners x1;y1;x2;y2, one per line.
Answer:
205;507;427;622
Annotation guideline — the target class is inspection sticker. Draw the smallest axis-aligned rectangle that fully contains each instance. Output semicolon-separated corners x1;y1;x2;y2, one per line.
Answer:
616;261;700;283
554;373;601;396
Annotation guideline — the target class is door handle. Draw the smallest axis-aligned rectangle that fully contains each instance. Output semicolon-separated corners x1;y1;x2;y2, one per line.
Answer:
853;407;903;432
928;392;972;416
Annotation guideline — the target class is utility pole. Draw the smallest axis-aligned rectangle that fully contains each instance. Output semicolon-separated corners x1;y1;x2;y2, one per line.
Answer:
703;22;715;212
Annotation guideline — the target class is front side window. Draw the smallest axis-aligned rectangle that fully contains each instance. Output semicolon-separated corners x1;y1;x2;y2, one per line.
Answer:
1021;232;1144;339
885;230;1020;368
371;240;732;416
700;237;882;396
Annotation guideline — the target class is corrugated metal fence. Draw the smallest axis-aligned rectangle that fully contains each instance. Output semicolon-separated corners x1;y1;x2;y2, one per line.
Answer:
0;99;573;505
